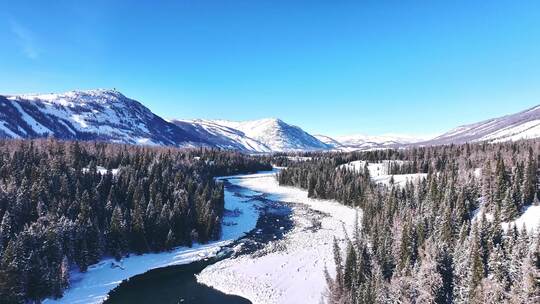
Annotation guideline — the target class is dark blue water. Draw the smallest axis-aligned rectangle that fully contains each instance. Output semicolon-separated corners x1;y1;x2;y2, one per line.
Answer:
105;179;293;304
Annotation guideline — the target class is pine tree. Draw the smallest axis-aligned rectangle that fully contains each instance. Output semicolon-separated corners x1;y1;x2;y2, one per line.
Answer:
325;237;346;303
493;154;507;207
491;202;503;246
371;261;390;304
522;147;537;205
487;245;508;290
0;211;13;250
475;277;507;303
502;188;519;221
414;241;443;304
481;160;493;207
130;200;149;254
510;253;539;302
0;240;27;303
108;205;126;260
467;223;485;301
343;242;357;290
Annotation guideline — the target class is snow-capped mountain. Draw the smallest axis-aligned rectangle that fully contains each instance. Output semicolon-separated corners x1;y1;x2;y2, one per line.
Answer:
0;89;329;152
174;118;330;152
0;89;209;147
171;119;272;152
317;134;425;151
418;104;540;145
216;118;330;152
3;89;539;152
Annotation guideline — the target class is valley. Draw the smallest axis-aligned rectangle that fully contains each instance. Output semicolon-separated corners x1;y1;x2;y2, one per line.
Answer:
3;2;540;303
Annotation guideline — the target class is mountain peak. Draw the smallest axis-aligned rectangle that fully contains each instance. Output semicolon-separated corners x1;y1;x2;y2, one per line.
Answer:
250;117;284;125
170;117;329;152
0;90;207;146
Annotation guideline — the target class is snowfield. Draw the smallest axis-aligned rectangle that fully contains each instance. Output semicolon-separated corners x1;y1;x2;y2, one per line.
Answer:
197;171;360;304
338;160;407;176
338;160;427;187
371;173;428;187
44;173;264;304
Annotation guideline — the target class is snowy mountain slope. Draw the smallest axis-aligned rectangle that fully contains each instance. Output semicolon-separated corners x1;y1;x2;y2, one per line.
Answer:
0;90;210;146
0;89;329;152
7;89;539;152
418;104;540;145
171;119;272;152
314;134;343;148
204;118;330;152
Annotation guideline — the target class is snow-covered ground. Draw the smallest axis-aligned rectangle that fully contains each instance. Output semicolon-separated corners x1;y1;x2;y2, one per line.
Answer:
337;160;406;176
81;166;120;176
338;160;427;187
371;173;428;187
44;173;264;304
285;156;313;162
502;205;540;232
197;171;360;304
472;200;539;234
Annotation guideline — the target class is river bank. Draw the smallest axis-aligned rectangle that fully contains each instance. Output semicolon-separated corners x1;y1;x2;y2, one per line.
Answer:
197;171;360;304
44;171;276;304
104;179;294;303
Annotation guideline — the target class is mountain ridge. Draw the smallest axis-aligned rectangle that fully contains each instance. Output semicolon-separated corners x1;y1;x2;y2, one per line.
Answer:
1;89;539;152
0;89;210;147
416;104;540;146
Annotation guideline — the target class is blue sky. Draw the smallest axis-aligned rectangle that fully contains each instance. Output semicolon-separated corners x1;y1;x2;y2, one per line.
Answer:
1;1;540;137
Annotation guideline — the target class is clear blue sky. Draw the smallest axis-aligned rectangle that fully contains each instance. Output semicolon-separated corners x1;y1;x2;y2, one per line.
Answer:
1;1;540;137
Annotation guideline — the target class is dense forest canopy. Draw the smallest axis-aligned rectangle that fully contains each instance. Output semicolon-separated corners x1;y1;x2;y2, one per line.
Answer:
0;139;271;303
1;137;539;303
278;140;540;303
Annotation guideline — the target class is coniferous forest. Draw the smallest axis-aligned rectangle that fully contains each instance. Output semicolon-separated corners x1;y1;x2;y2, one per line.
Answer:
278;141;540;303
1;137;539;303
0;139;271;303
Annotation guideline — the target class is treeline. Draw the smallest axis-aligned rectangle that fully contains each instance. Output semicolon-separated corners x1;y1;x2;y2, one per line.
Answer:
0;139;271;303
278;140;540;303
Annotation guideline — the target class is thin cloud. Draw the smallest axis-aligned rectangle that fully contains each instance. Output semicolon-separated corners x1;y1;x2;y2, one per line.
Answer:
9;19;39;59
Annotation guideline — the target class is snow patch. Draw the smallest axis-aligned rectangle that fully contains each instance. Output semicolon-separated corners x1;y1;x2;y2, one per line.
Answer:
338;160;427;187
71;114;88;128
502;205;540;232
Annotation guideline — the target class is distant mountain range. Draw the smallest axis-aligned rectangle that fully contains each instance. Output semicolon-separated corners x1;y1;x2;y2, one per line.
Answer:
0;89;539;152
316;134;427;151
